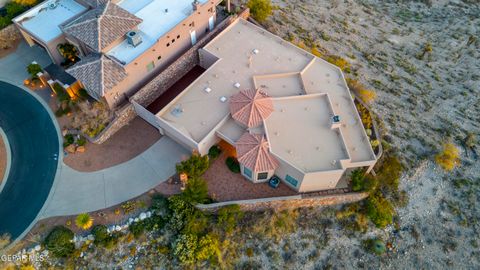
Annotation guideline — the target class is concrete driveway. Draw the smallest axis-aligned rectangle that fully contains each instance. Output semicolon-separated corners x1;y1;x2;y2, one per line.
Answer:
41;137;190;218
0;42;51;85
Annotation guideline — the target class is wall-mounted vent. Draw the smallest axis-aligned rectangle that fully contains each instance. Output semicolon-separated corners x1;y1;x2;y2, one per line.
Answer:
126;30;142;47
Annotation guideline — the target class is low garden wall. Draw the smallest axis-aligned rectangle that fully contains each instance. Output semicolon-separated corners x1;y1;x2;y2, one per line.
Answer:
197;192;369;212
0;24;21;50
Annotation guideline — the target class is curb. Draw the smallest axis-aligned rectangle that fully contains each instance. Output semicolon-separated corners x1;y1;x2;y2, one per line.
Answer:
0;127;11;194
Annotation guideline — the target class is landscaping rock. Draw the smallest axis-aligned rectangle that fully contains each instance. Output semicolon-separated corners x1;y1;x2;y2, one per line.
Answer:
76;146;86;153
65;144;75;153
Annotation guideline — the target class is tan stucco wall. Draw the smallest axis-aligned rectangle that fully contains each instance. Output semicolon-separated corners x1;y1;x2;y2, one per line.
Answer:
104;1;220;108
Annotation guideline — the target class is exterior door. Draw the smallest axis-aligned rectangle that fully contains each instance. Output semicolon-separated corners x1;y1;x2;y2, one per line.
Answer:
208;16;214;31
190;30;197;45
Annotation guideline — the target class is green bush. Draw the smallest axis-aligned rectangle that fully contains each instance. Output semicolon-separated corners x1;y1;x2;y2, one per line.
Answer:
173;234;198;265
217;204;244;234
129;221;146;238
77;88;89;100
350;169;365;191
91;225;109;245
176;153;209;178
225;157;240;173
181;177;210;204
167;195;196;232
6;2;25;18
53;83;71;102
144;214;166;231
43;226;75;258
208;145;222;160
151;194;169;214
26;63;42;79
363;238;386;255
247;0;272;22
365;192;394;228
63;134;74;147
76;136;86;146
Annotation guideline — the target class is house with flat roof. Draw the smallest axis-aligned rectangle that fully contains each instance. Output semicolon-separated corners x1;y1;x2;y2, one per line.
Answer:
14;0;222;107
133;18;378;193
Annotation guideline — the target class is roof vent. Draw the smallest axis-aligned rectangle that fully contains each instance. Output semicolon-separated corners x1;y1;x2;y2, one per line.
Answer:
48;1;58;9
171;105;183;117
252;49;259;54
332;115;340;123
220;96;227;103
165;8;169;13
204;87;212;93
126;31;142;47
234;82;240;88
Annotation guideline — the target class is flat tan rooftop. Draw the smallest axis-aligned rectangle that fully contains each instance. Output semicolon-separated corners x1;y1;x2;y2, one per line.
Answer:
158;18;376;167
265;94;349;172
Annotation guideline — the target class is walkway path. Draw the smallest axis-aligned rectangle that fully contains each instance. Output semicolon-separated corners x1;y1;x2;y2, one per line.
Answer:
41;137;190;218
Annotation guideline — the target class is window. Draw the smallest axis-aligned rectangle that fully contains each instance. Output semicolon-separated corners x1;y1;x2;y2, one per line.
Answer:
257;172;268;180
172;39;175;43
189;21;195;27
177;35;180;39
166;43;170;47
157;55;162;60
146;61;155;72
285;175;298;187
243;167;252;179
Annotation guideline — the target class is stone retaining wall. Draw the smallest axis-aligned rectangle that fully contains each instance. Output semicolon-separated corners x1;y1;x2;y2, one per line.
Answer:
89;104;136;144
0;24;21;50
197;192;368;212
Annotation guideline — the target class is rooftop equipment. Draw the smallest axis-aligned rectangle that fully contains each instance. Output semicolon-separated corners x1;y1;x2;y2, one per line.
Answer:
234;82;240;88
126;30;142;47
220;96;227;103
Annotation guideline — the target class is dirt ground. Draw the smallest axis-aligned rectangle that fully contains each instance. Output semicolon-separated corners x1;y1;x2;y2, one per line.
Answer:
63;117;161;172
203;154;298;201
0;135;6;183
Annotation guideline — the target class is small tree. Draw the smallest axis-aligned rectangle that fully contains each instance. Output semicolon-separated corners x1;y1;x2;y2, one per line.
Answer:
176;153;209;179
181;177;210;204
247;0;272;22
365;192;394;228
44;226;75;257
26;63;42;79
173;234;199;265
435;142;460;171
75;213;94;230
57;43;80;66
350;169;365;191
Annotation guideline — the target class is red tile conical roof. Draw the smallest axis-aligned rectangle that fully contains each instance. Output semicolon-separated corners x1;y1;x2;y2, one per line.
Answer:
236;132;279;172
229;89;274;128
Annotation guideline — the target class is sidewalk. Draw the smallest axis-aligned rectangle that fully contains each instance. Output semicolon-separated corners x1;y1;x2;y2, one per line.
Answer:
41;137;190;218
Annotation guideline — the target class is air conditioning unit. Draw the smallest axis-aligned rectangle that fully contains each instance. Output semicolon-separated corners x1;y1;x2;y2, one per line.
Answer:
126;30;142;47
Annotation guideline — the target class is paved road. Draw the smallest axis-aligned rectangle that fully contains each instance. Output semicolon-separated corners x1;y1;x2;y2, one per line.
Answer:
0;81;60;239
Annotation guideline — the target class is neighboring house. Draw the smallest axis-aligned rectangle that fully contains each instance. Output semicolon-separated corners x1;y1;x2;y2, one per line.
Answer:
14;0;222;107
133;18;378;193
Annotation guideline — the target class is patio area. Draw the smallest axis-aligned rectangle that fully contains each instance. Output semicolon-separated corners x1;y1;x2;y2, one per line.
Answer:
203;154;298;202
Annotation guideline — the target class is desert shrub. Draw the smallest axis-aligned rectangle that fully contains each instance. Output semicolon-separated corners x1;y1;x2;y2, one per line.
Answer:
6;2;25;18
13;0;37;5
217;204;244;234
196;233;220;262
225;157;240;173
77;88;89;99
129;221;146;238
350;169;365;191
151;194;169;214
435;142;460;171
363;238;386;255
26;63;42;79
347;78;376;104
173;234;198;265
76;136;86;146
355;102;373;130
208;145;222;160
176;153;209;179
247;0;272;22
168;195;196;232
183;210;210;235
44;226;75;257
0;233;10;250
144;214;166;231
365;192;394;228
181;177;210;204
92;225;109;245
324;55;351;73
63;134;74;147
376;156;402;193
75;213;93;230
